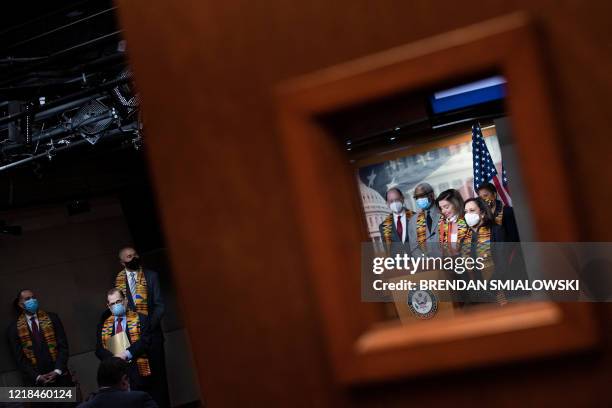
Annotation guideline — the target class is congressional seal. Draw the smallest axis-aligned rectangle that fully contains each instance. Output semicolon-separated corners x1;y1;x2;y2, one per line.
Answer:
407;289;438;319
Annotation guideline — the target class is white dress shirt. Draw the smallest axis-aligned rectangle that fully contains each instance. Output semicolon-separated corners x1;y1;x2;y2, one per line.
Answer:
394;211;407;243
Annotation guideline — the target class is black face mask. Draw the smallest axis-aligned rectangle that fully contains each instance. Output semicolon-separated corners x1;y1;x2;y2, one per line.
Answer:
125;257;141;270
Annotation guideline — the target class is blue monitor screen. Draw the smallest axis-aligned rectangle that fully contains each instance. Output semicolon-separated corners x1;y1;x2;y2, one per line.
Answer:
430;75;506;114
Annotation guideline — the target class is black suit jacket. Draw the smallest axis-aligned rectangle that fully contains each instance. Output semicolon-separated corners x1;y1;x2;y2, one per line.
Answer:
78;388;157;408
121;269;165;334
6;311;70;385
501;206;520;242
493;200;520;242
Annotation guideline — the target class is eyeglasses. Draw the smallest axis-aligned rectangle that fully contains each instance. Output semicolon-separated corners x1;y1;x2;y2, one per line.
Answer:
108;299;124;307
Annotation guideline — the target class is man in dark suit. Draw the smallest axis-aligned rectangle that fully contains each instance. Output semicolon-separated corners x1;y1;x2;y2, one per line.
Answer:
7;289;73;387
113;246;169;407
407;183;442;249
95;288;151;391
378;187;415;245
78;357;157;408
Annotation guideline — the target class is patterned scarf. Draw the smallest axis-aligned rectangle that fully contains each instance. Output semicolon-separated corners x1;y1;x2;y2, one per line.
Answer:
101;310;151;376
461;225;506;304
494;204;504;226
485;198;504;226
438;216;468;246
461;225;495;280
415;211;428;249
461;225;492;259
381;209;414;244
116;269;149;315
17;310;58;365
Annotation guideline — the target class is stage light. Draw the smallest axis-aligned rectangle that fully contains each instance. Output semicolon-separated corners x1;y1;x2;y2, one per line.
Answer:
72;100;114;145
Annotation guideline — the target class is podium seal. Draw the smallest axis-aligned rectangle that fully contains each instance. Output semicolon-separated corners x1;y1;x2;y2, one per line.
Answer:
407;290;438;319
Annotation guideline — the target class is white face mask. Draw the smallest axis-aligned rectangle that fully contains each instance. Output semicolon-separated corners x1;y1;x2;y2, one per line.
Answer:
389;201;404;214
465;212;481;227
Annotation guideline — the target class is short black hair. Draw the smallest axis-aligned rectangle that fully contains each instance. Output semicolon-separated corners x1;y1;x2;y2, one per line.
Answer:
464;197;494;227
413;183;434;198
476;182;497;195
385;187;404;201
97;357;129;387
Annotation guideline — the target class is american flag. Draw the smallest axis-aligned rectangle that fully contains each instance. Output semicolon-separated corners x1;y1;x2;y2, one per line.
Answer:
471;123;512;206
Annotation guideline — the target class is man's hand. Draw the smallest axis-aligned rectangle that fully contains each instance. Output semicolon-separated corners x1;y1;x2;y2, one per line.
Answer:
42;371;58;384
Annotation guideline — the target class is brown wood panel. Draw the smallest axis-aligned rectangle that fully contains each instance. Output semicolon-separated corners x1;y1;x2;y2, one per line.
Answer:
276;13;598;384
115;0;612;407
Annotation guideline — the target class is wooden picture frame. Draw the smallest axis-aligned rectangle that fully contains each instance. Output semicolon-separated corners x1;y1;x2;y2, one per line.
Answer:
275;12;599;384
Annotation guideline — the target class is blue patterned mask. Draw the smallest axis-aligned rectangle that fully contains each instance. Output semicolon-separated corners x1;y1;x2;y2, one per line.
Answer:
24;298;39;314
111;303;126;316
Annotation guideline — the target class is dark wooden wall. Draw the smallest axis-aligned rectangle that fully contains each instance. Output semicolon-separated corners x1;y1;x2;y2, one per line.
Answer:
115;1;612;406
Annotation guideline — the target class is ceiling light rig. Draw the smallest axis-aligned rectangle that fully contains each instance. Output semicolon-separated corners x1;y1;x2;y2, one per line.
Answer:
0;70;142;173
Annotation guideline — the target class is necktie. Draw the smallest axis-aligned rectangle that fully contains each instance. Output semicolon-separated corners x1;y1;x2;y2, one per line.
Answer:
396;215;403;243
30;317;41;343
116;317;123;334
128;272;137;297
426;210;433;232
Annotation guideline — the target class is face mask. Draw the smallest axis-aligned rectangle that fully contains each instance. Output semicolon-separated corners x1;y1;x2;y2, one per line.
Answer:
125;257;140;271
24;298;39;314
484;198;495;208
465;212;481;227
111;303;126;316
415;197;430;210
447;214;458;223
389;201;404;214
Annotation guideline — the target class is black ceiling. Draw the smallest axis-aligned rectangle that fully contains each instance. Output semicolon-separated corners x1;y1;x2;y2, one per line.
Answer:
1;0;122;97
0;0;147;209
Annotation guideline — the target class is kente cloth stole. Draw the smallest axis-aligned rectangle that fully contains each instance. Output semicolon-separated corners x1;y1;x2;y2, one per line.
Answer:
101;311;151;376
116;269;149;315
17;311;58;365
462;226;492;259
416;211;428;249
494;203;504;226
438;218;468;245
461;226;495;279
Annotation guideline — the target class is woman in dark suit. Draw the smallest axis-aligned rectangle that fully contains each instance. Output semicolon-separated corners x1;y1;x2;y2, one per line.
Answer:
460;197;507;305
476;182;520;242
